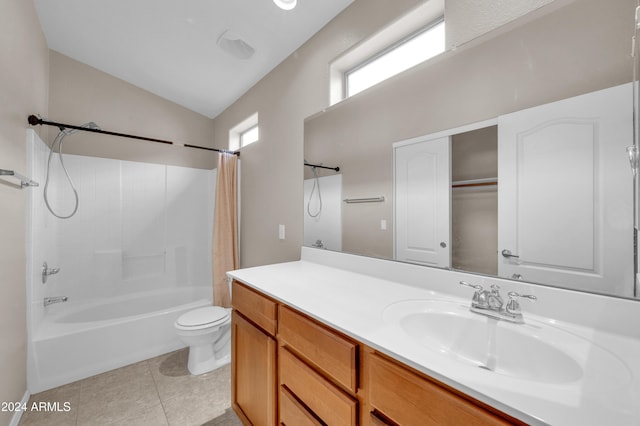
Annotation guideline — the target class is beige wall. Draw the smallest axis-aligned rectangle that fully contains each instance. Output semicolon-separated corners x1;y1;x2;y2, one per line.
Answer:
305;0;634;260
212;0;425;267
48;51;216;169
0;0;49;424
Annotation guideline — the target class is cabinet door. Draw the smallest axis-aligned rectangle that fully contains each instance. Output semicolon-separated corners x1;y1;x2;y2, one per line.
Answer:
394;136;451;267
232;311;277;426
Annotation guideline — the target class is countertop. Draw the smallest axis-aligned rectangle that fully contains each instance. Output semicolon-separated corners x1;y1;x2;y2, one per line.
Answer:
228;250;640;425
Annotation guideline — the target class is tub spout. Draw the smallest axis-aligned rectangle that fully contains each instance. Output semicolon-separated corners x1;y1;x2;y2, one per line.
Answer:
44;296;68;307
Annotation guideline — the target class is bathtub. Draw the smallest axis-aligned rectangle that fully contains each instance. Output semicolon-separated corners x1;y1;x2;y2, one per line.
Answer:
28;286;211;393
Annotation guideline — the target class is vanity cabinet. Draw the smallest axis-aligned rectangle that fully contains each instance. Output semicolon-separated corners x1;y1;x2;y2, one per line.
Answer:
278;305;359;425
231;282;278;426
366;351;519;426
231;280;524;426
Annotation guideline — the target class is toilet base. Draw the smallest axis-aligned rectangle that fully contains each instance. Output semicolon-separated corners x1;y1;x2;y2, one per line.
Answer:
186;328;231;375
187;350;230;375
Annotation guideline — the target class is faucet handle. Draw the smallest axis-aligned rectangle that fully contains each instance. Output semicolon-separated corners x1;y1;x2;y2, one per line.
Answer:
506;291;537;315
459;281;483;291
459;281;487;308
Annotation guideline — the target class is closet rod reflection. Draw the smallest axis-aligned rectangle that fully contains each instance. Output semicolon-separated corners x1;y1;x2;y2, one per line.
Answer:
27;115;239;156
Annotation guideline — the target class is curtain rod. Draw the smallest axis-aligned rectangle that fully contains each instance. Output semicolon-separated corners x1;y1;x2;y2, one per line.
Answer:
27;115;239;156
304;162;340;172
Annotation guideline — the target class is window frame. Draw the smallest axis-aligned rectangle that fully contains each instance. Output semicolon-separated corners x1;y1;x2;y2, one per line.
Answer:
229;112;259;151
239;124;259;147
343;16;445;99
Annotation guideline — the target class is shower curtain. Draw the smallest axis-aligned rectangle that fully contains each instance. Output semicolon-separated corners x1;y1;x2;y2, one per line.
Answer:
212;152;238;308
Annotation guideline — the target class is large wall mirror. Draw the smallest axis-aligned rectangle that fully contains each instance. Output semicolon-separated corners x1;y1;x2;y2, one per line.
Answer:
303;0;640;300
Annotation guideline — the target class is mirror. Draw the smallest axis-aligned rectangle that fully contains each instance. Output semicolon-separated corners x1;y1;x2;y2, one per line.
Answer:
303;0;639;299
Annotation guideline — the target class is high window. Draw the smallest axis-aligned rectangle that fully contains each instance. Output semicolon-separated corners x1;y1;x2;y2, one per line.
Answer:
345;19;445;98
229;113;259;150
240;124;259;147
329;0;445;105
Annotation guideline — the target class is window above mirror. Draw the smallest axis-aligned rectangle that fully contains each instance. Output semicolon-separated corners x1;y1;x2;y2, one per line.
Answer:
329;0;445;105
344;18;445;98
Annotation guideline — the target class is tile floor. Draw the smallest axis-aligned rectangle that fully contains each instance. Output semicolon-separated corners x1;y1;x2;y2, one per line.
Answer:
18;349;243;426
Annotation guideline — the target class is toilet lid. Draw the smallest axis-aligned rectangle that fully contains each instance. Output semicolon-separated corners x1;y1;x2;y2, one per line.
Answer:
176;306;229;328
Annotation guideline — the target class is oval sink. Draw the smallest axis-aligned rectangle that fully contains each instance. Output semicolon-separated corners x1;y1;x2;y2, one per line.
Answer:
383;299;629;386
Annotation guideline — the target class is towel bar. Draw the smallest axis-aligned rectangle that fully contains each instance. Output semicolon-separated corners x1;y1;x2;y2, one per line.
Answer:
0;169;39;188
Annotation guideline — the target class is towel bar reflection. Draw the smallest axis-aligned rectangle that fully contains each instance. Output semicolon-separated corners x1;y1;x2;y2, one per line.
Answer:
343;196;385;204
0;169;39;188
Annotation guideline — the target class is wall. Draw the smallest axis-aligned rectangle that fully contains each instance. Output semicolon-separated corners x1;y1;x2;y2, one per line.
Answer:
304;0;634;260
0;0;49;424
211;0;572;268
47;51;216;169
211;0;426;267
444;0;556;49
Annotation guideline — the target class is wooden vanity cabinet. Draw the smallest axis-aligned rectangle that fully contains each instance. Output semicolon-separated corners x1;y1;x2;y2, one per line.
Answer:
231;282;278;426
365;351;523;426
231;280;525;426
278;305;359;425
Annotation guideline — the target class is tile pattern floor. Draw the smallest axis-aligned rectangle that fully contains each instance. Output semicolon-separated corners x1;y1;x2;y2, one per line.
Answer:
18;349;244;426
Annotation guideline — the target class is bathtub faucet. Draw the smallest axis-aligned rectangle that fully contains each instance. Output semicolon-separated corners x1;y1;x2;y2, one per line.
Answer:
44;296;68;307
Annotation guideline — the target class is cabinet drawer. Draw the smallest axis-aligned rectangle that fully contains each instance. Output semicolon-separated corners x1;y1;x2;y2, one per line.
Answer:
232;281;277;336
279;386;322;426
279;305;358;392
280;347;358;426
368;353;514;426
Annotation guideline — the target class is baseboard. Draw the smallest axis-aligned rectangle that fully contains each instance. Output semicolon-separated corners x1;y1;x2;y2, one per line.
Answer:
9;389;30;426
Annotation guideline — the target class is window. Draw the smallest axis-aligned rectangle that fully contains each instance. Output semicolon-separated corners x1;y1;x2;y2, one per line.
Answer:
329;0;445;104
229;113;259;150
240;124;259;147
345;19;445;98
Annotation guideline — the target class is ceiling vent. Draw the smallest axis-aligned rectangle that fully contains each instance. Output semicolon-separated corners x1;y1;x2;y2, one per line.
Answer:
217;30;255;60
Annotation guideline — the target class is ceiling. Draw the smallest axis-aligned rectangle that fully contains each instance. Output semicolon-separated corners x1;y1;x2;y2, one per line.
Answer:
34;0;354;118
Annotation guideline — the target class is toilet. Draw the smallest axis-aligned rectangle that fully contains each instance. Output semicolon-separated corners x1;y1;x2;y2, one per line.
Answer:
174;306;232;375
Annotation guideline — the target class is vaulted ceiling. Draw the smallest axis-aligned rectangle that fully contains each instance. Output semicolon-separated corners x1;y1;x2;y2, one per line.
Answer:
34;0;354;118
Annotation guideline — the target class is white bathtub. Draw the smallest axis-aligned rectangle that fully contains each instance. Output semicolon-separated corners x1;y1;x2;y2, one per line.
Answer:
28;286;211;393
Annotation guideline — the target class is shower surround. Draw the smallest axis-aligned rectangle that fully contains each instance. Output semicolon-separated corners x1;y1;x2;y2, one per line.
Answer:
25;129;216;392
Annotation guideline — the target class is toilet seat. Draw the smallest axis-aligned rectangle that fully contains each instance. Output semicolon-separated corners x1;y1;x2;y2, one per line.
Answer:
175;306;230;331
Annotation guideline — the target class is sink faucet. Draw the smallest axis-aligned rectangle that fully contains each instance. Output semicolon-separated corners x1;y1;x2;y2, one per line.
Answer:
44;296;68;307
459;281;536;324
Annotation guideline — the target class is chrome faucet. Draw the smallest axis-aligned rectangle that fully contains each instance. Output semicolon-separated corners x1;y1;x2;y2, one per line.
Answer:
44;296;68;307
459;281;536;324
42;262;60;284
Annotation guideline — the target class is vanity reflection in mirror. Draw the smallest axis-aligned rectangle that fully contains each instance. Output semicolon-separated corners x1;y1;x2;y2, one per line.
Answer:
304;0;639;300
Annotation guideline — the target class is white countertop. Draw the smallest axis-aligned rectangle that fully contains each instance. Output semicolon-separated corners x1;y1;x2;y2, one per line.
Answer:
228;248;640;425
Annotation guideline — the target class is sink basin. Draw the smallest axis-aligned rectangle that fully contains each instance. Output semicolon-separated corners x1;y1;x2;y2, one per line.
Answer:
383;299;629;386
